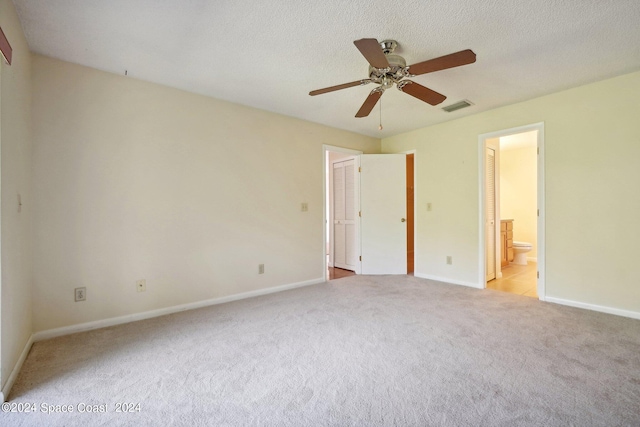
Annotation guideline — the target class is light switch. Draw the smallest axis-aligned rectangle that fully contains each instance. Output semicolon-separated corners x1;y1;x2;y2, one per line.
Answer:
301;202;308;212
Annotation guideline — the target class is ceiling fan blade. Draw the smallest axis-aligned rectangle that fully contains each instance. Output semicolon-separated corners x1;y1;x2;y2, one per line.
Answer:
397;81;446;106
355;89;383;118
407;49;476;76
353;38;390;69
309;79;371;96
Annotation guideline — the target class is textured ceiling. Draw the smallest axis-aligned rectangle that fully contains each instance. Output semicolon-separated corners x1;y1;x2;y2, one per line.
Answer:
13;0;640;138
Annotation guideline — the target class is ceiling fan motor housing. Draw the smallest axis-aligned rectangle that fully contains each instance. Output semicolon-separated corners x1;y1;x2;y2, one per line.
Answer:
368;53;407;86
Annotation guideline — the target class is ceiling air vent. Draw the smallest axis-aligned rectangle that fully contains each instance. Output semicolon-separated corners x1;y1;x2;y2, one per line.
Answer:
442;100;474;113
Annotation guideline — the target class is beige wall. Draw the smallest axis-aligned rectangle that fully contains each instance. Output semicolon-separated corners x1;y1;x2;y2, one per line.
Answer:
0;0;33;392
383;70;640;314
500;145;537;258
31;55;379;331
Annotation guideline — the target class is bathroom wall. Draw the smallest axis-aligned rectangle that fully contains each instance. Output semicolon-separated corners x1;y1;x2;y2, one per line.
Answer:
500;143;537;259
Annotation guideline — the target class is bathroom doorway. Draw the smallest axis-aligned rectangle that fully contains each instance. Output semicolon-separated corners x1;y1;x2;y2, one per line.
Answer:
478;123;545;300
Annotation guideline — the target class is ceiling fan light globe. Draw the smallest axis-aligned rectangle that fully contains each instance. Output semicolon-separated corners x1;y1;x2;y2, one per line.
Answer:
385;54;406;68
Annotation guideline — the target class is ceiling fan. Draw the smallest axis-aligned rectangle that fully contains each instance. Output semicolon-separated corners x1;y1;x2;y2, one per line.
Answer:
309;38;476;118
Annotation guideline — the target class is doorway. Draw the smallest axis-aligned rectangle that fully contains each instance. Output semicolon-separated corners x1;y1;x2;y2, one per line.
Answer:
479;123;545;300
323;146;415;280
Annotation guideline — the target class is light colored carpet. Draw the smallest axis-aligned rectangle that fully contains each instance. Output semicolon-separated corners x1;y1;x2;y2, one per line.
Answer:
2;275;640;426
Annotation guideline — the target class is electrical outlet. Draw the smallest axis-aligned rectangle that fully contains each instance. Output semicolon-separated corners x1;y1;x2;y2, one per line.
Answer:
301;203;308;212
426;202;432;211
75;287;86;302
258;264;265;274
446;256;452;265
136;279;146;292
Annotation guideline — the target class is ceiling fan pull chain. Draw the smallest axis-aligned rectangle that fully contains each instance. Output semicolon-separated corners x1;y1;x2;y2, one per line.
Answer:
379;97;383;131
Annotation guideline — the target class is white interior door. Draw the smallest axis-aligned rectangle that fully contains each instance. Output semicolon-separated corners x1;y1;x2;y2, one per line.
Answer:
485;146;496;281
333;159;357;271
360;154;407;274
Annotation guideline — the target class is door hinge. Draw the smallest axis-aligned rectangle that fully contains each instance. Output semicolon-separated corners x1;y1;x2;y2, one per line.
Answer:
359;256;362;261
537;271;539;279
358;167;361;172
537;147;539;155
537;209;539;217
359;211;361;217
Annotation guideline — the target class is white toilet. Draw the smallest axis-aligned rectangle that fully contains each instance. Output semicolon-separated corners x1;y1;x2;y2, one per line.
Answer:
512;241;532;265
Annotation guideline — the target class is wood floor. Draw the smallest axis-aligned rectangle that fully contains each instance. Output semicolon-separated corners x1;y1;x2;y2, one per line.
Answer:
487;261;538;298
328;266;356;280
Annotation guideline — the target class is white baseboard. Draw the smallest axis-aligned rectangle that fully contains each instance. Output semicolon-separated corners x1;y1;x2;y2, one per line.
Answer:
545;296;640;320
1;334;34;402
414;273;482;289
34;277;324;342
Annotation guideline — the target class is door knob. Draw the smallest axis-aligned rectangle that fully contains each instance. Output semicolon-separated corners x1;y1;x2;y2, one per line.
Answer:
401;218;406;222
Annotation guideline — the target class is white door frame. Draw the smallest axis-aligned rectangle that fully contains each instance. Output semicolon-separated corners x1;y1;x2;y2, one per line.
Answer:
477;122;546;300
323;145;363;281
484;141;500;281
